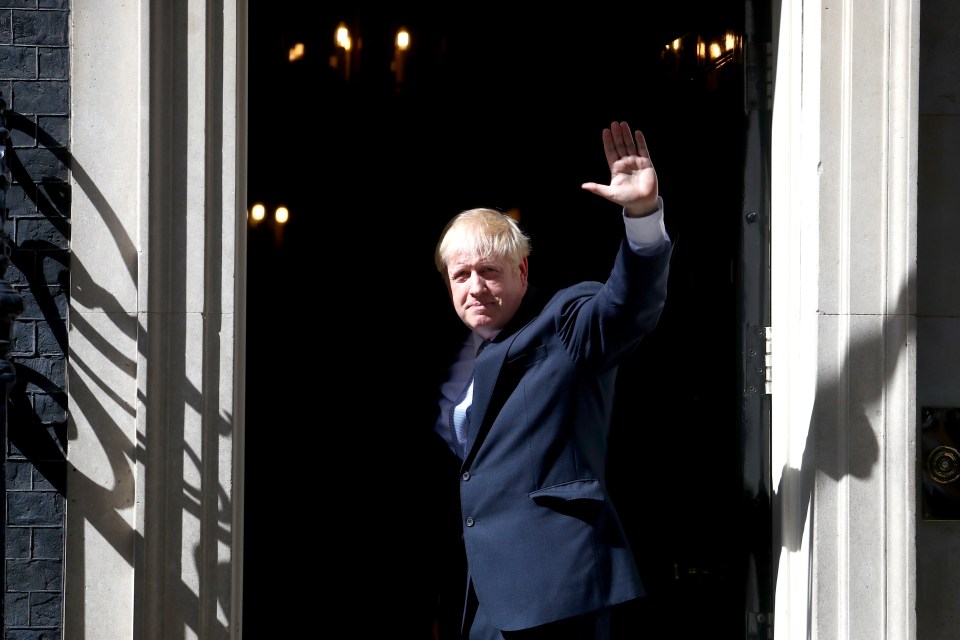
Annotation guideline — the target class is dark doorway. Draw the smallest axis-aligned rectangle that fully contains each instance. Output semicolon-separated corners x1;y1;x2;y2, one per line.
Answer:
244;3;771;638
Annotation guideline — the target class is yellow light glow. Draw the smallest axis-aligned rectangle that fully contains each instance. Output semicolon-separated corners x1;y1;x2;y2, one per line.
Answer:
336;24;351;51
725;32;736;51
275;206;289;224
710;42;721;59
289;42;305;62
250;203;266;221
396;29;410;51
672;38;681;51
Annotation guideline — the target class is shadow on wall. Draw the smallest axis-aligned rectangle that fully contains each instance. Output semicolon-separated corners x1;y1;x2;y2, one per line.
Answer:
771;277;909;603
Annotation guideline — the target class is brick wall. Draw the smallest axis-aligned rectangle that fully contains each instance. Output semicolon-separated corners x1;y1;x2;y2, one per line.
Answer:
0;2;70;639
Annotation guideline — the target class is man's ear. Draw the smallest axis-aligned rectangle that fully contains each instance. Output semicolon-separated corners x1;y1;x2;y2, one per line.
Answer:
518;257;529;286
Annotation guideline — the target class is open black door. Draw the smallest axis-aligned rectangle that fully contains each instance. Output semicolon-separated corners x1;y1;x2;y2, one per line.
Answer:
245;3;773;638
604;2;773;638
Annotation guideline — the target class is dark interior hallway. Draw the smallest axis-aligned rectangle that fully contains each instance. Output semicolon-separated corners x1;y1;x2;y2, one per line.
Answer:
244;3;763;637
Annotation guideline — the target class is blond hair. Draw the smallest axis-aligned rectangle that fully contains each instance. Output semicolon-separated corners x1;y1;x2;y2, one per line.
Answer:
435;208;531;273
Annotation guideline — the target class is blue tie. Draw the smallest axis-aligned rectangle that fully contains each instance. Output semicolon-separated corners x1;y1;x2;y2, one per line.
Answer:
451;340;489;454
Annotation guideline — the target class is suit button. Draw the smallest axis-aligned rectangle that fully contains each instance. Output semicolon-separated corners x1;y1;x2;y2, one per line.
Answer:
462;472;471;481
465;517;475;527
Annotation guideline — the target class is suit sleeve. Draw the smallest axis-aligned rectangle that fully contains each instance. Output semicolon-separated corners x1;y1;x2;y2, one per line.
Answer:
554;236;673;369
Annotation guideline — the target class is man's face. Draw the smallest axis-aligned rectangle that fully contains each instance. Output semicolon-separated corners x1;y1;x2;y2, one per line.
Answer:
446;251;528;340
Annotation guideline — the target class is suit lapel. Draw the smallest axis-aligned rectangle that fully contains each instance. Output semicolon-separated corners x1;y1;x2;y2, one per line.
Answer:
462;287;545;462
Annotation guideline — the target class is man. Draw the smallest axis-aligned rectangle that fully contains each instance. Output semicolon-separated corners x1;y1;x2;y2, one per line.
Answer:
427;120;673;639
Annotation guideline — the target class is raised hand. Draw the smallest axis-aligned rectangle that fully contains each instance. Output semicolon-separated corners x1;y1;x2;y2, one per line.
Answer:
581;121;659;218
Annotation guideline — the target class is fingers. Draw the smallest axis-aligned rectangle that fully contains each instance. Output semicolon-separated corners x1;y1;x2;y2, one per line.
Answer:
600;120;652;188
607;121;643;161
611;121;636;156
600;128;619;168
633;129;650;161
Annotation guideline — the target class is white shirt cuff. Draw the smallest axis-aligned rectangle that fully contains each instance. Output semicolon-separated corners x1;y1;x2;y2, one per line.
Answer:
623;196;669;254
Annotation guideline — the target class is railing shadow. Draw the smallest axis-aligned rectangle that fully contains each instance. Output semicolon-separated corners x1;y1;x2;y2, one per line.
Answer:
3;95;237;639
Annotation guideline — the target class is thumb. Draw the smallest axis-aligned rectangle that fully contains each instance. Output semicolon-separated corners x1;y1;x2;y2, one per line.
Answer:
581;182;615;199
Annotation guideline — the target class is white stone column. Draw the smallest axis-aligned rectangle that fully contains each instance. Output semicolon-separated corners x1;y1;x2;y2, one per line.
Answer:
67;1;246;638
771;1;918;639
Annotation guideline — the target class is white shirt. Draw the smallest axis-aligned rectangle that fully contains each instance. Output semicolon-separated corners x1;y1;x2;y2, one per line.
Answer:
437;332;488;457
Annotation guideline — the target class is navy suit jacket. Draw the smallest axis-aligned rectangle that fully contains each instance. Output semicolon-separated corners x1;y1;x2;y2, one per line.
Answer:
439;236;673;632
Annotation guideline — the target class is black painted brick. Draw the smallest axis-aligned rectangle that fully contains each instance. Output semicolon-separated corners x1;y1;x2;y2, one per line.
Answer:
29;591;60;625
31;459;61;491
38;250;67;286
16;217;67;248
36;46;63;79
10;78;66;113
9;115;36;147
5;184;32;214
7;629;61;640
4;5;69;640
7;424;68;461
7;393;35;432
11;319;35;355
0;10;13;46
35;321;60;355
7;246;31;285
5;525;28;557
7;491;62;526
0;44;36;79
36;180;68;217
13;146;68;180
0;12;11;46
6;557;62;590
10;358;67;393
6;460;31;489
4;591;28;626
32;392;65;423
31;526;60;558
12;10;66;46
35;114;65;146
15;287;68;321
